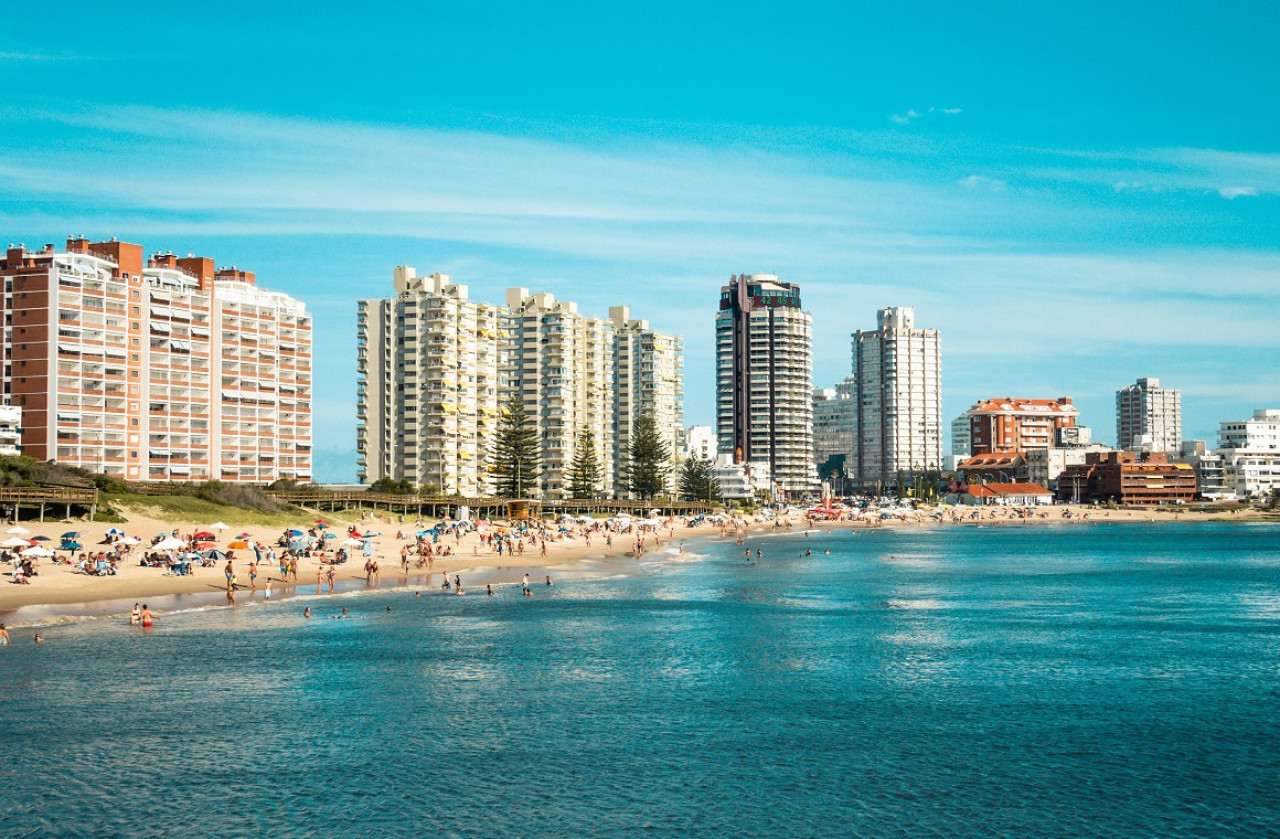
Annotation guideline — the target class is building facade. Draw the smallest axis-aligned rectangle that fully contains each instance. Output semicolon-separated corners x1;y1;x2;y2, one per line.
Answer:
850;307;942;490
1217;409;1280;500
505;289;613;499
357;268;505;496
1;238;311;482
967;397;1078;455
812;379;856;474
609;306;684;494
1116;377;1181;453
715;274;817;495
1054;451;1196;505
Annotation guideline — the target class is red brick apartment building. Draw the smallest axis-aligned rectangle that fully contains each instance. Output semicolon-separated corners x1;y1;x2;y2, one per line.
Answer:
968;397;1078;455
0;237;312;482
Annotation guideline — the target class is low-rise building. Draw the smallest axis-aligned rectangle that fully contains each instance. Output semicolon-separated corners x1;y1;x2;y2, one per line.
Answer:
1216;409;1280;501
1054;451;1196;505
957;451;1029;484
712;454;771;501
960;482;1055;506
1179;441;1228;500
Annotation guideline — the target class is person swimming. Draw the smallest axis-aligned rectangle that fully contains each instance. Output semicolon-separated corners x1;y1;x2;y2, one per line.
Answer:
304;607;311;618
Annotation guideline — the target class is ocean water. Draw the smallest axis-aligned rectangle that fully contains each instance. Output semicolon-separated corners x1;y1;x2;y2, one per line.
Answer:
3;522;1280;837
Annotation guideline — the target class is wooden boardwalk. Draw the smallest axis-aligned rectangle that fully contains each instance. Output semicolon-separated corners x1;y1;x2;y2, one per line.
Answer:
265;489;716;519
0;486;98;523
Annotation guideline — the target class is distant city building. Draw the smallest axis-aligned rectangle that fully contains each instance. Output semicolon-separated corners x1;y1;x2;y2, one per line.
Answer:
1179;440;1228;500
715;274;817;496
1;238;312;482
1117;377;1181;453
356;268;505;496
959;482;1054;507
1055;451;1196;505
950;413;972;458
849;307;942;489
710;453;771;500
609;306;684;494
812;379;856;473
1026;443;1111;491
682;425;715;462
967;397;1078;455
1216;409;1280;500
0;404;20;456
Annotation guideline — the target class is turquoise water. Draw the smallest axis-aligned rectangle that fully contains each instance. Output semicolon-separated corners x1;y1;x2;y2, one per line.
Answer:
3;523;1280;837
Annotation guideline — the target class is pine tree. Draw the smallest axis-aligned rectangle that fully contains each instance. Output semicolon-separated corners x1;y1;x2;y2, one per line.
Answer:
678;456;720;503
568;426;602;499
490;392;541;497
624;415;669;501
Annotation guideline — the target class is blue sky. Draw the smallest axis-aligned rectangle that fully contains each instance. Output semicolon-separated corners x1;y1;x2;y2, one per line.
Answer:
3;1;1278;481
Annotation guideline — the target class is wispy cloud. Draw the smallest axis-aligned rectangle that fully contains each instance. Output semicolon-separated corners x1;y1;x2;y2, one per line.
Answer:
889;106;962;125
957;175;1005;191
1218;185;1258;199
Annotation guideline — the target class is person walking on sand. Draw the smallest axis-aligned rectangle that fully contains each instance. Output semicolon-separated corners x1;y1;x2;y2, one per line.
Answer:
249;562;258;592
224;560;234;590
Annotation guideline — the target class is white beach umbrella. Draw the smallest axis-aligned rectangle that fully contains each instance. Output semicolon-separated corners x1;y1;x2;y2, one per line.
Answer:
210;522;230;531
152;536;186;551
6;525;30;535
1;536;30;548
341;537;365;547
21;545;53;557
117;536;141;546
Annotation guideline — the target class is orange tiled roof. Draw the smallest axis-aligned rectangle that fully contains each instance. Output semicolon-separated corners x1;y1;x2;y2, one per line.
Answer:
968;397;1079;416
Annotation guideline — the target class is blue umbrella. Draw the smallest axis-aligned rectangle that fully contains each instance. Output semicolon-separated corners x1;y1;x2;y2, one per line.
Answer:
203;549;227;560
60;541;83;551
289;540;309;551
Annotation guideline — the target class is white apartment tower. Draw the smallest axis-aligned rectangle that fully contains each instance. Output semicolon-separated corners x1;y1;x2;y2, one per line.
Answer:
1116;377;1181;453
357;268;504;495
715;274;817;495
0;238;311;482
506;288;613;499
850;306;942;489
610;305;684;493
813;379;856;471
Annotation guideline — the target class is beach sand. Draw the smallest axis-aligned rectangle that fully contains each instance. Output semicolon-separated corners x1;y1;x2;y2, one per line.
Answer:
0;501;1262;622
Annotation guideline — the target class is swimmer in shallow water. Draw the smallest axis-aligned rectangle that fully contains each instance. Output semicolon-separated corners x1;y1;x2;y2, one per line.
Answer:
487;584;494;596
304;607;311;618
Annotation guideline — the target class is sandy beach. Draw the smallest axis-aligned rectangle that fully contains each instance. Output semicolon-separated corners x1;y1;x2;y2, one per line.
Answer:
0;501;1268;623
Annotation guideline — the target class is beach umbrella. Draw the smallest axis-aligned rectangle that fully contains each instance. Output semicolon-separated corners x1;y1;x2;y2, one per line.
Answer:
31;535;51;542
106;527;125;536
288;539;309;551
0;536;29;548
182;551;201;561
341;537;365;547
203;549;227;560
60;541;83;551
153;536;186;551
228;539;249;550
118;536;141;545
286;528;304;537
193;530;216;541
362;531;380;538
236;531;252;539
210;522;230;531
61;530;81;539
6;526;29;535
315;519;330;527
21;545;52;557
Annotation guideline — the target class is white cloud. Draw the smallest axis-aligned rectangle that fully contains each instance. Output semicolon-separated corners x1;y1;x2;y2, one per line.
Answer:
1218;185;1258;199
957;174;1005;191
889;109;920;125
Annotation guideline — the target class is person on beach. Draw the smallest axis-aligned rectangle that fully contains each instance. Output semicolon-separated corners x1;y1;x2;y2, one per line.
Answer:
316;566;324;594
486;584;494;596
227;588;236;606
224;560;234;591
303;607;311;618
264;578;272;600
545;575;552;586
326;567;336;593
130;603;141;626
139;605;155;628
0;623;9;645
249;562;258;592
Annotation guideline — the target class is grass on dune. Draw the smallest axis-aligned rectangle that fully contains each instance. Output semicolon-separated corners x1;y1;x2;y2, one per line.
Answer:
105;493;320;527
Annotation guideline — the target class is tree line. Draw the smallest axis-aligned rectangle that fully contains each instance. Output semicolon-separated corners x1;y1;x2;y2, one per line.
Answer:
489;392;720;502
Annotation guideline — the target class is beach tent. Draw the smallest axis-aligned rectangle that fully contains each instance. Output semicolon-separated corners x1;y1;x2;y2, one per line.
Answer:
60;541;83;551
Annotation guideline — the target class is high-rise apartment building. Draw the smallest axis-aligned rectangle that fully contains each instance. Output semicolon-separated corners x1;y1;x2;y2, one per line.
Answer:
813;379;856;472
609;306;683;493
0;237;311;482
715;274;816;495
506;288;614;499
849;306;941;489
967;397;1078;455
1116;377;1181;453
356;268;505;495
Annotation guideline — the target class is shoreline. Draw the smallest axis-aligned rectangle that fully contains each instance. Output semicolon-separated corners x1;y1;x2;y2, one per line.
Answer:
1;505;1273;626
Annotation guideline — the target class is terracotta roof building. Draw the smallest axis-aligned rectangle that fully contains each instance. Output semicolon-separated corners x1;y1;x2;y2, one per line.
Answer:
1054;451;1196;504
967;396;1078;455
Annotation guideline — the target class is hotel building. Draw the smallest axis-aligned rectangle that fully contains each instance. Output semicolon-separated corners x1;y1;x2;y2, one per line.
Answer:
0;237;312;482
966;397;1078;455
715;274;817;495
849;307;942;490
1217;409;1280;500
356;269;505;496
1116;377;1181;453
